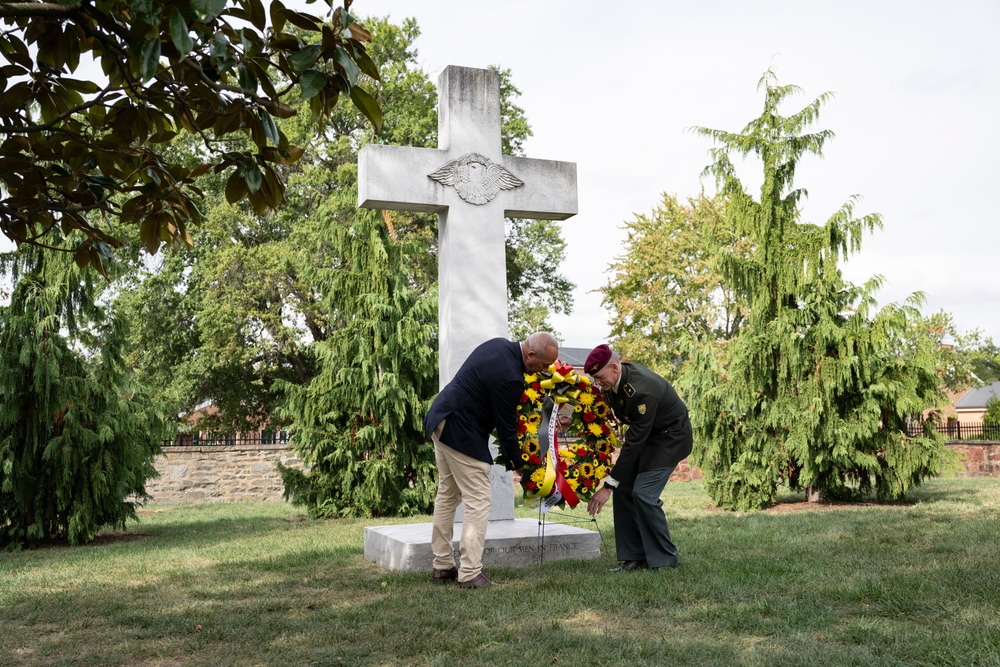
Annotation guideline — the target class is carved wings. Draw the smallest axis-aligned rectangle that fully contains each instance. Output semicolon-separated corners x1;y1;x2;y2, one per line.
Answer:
428;153;524;205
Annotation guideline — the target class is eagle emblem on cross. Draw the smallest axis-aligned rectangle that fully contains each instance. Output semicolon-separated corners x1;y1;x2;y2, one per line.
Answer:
428;153;524;205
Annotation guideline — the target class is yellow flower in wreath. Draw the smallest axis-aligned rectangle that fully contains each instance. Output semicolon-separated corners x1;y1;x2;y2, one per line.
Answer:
558;448;577;463
592;402;610;418
587;423;602;436
579;392;595;406
579;462;596;478
526;439;540;455
531;467;548;484
526;412;541;426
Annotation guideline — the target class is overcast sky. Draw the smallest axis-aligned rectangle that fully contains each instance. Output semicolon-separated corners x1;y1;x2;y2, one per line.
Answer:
355;0;1000;349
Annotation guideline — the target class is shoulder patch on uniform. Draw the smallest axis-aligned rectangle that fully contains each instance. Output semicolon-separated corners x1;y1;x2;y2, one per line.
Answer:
637;403;646;415
623;383;636;398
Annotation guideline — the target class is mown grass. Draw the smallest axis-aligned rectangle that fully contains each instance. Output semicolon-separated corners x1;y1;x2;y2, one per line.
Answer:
2;477;998;667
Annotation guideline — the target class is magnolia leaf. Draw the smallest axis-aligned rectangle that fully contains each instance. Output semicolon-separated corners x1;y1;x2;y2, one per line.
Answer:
238;65;257;93
139;38;160;83
299;70;326;99
288;44;323;72
170;9;194;55
347;22;373;42
333;48;360;87
258;109;279;145
191;0;226;22
264;100;296;119
269;0;287;33
225;172;249;203
245;167;263;193
350;85;382;132
129;0;157;25
246;0;267;31
210;33;235;74
349;44;381;81
74;245;91;269
61;78;100;94
279;9;321;32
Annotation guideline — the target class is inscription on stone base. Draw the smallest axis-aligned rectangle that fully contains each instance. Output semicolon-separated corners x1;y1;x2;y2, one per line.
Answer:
364;518;601;571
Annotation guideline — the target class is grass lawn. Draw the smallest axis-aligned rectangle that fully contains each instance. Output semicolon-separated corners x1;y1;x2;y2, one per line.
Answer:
2;477;999;667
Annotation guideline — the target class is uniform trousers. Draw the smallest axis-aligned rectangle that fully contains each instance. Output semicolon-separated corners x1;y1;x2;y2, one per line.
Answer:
430;419;492;582
612;466;679;568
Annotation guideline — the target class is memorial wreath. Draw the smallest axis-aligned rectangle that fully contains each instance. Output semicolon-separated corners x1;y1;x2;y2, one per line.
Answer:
502;361;619;510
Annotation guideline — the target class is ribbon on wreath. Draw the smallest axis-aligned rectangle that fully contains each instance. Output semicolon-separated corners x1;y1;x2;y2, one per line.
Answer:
524;397;580;511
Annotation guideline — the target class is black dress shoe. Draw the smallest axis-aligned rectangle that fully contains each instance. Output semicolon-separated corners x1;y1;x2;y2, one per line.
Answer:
610;560;648;572
432;566;458;583
622;560;649;571
457;572;496;589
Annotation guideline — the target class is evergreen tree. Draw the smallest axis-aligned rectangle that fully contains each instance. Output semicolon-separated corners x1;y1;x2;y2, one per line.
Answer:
0;246;166;547
277;189;438;517
683;71;951;510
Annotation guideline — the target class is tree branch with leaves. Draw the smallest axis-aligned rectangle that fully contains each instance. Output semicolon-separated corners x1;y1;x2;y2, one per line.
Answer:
0;0;382;274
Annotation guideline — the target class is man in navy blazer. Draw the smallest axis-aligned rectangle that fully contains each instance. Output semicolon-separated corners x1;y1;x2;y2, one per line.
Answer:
425;332;559;588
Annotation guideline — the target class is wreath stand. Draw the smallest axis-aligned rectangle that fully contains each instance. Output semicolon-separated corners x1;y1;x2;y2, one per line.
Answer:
533;505;614;567
530;403;615;566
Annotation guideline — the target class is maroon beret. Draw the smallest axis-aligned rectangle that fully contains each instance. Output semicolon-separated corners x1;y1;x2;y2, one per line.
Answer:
585;344;612;375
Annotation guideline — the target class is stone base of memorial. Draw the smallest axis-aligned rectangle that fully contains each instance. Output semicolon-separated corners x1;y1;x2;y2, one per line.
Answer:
364;446;601;571
363;518;601;571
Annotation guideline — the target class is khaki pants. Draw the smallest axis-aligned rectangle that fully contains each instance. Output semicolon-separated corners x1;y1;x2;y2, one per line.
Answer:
430;419;492;582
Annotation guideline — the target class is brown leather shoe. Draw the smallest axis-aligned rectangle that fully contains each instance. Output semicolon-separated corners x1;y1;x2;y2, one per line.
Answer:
432;567;458;583
457;573;495;589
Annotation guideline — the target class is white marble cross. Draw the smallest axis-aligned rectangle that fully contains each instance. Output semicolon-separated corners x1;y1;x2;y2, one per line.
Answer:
358;65;577;521
358;65;577;387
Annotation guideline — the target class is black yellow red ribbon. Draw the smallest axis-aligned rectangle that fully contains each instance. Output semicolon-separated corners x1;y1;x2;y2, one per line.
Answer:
524;397;579;510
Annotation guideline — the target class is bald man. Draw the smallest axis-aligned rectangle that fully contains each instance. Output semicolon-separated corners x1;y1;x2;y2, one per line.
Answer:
425;332;559;588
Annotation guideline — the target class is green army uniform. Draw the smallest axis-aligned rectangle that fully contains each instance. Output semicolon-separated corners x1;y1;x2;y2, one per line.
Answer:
606;362;693;568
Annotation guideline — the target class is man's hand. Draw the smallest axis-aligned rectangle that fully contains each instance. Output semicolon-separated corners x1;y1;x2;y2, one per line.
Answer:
588;485;613;516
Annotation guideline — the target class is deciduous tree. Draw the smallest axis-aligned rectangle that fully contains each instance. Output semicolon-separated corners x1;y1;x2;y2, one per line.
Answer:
601;191;745;379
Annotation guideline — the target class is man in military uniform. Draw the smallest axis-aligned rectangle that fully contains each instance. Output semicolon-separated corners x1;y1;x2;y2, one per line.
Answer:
585;344;692;570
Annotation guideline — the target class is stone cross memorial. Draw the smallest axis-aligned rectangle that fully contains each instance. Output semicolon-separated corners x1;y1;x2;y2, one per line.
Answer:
360;66;600;570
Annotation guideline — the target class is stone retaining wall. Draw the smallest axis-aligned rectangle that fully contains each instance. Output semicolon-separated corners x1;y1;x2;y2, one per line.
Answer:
146;445;305;504
945;441;1000;477
148;441;999;505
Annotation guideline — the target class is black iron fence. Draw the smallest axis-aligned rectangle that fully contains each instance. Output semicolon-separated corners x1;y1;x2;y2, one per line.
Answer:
162;431;291;447
907;422;1000;441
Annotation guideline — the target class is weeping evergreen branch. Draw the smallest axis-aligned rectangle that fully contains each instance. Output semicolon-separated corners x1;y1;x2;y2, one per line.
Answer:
682;70;954;510
0;245;167;547
277;188;438;518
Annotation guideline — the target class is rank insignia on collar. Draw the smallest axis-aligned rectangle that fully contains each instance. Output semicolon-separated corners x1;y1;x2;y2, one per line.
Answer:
623;383;636;398
638;404;646;415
